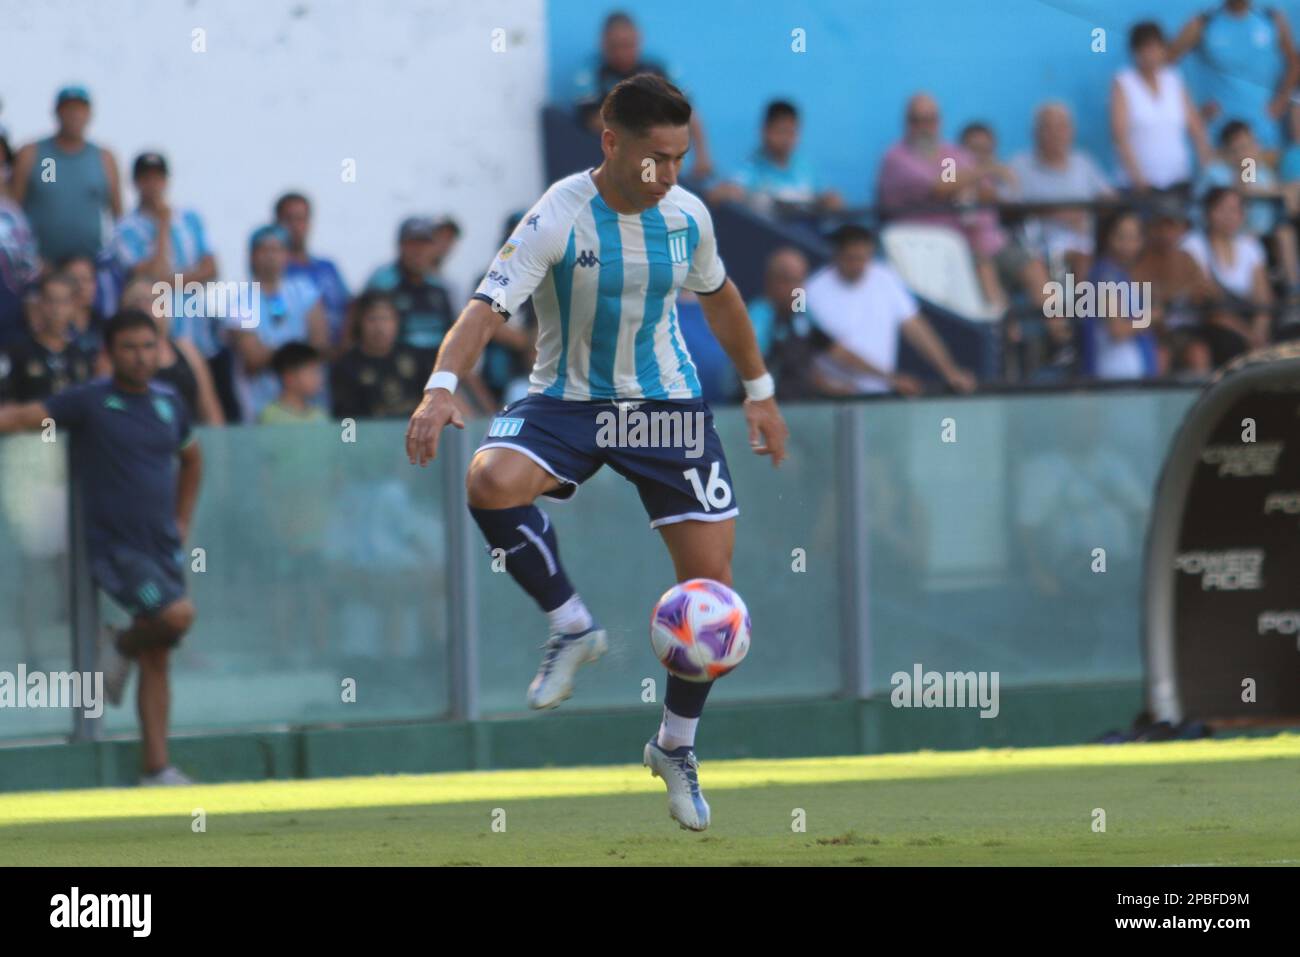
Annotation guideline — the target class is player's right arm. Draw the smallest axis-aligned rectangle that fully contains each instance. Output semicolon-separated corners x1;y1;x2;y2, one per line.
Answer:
0;402;52;433
405;297;504;466
406;191;569;467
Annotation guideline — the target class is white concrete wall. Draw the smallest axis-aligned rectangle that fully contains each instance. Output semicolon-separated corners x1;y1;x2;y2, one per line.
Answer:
0;0;548;300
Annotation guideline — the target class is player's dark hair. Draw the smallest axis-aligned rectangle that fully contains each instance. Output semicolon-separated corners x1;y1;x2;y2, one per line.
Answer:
1218;119;1251;148
1129;21;1164;51
54;253;94;273
764;100;798;126
274;191;311;220
829;222;875;250
271;340;322;378
959;121;994;143
600;73;692;135
103;309;159;348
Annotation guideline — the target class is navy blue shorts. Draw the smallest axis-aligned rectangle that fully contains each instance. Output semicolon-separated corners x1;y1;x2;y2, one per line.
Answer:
91;545;187;618
478;395;739;528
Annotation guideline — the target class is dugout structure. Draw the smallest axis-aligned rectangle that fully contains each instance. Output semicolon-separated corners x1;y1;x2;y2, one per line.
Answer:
1144;342;1300;727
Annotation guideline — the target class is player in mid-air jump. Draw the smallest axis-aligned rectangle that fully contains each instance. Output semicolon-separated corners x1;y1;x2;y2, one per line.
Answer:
405;73;787;830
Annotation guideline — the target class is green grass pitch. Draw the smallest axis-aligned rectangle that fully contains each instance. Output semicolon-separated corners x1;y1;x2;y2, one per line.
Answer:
2;735;1298;866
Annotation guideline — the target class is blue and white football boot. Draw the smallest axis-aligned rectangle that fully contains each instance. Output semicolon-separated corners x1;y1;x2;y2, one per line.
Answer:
525;626;608;710
643;738;711;831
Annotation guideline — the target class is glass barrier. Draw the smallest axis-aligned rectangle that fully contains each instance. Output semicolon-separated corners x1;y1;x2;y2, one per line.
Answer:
0;388;1201;739
862;390;1197;691
96;420;451;735
0;435;73;740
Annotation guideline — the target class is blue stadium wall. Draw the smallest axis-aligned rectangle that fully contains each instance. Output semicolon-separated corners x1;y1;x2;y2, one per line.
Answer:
546;0;1300;206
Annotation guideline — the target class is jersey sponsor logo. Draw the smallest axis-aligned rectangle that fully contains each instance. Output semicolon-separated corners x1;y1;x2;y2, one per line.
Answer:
487;270;510;287
487;416;525;438
667;228;689;264
498;239;521;261
576;250;600;268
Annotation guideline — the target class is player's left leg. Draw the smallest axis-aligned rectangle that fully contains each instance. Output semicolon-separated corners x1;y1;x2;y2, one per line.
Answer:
642;517;734;831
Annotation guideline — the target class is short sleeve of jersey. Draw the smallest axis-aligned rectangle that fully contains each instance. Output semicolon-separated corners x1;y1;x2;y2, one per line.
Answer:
472;195;568;317
44;381;95;431
683;201;727;294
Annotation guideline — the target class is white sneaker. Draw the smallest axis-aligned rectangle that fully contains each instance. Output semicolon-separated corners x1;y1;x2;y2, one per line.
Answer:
644;738;710;831
140;766;193;787
525;626;607;710
99;626;132;707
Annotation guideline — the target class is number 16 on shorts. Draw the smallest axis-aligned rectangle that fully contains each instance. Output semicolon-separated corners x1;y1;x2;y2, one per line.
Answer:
683;462;733;512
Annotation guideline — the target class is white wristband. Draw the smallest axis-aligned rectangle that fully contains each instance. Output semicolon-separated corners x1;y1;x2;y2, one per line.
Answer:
424;371;459;394
742;372;775;402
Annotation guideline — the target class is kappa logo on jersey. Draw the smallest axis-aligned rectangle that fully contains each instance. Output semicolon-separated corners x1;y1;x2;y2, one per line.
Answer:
576;250;600;268
526;214;540;230
666;228;689;265
487;416;525;438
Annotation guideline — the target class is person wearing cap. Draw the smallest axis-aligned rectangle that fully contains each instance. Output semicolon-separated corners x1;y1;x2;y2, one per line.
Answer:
12;85;122;263
226;225;328;421
109;151;219;357
363;216;460;364
274;191;350;343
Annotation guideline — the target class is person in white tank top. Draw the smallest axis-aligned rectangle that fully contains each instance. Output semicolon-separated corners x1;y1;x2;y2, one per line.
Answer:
1111;21;1211;191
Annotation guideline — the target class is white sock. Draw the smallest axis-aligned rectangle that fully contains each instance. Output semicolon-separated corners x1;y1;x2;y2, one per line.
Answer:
657;707;699;751
547;594;593;635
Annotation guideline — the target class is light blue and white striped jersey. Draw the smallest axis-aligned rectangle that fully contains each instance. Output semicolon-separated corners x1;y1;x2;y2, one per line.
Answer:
472;171;726;401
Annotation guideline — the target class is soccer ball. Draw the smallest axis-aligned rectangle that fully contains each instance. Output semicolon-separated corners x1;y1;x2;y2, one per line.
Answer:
650;579;751;682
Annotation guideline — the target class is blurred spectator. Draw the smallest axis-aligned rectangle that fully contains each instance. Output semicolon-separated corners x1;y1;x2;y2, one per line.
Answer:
0;128;41;350
709;100;842;214
120;277;225;425
1170;0;1297;155
330;291;426;419
573;11;713;179
259;341;327;425
1194;119;1300;289
11;86;122;263
1110;22;1211;193
57;254;105;357
877;93;1047;312
746;247;835;400
1080;209;1160;380
227;225;328;422
110;151;220;357
1008;102;1115;277
1131;199;1217;374
1181;186;1273;363
275;191;350;343
479;213;536;405
805;224;976;395
364;217;457;366
958;122;1018;201
0;273;96;402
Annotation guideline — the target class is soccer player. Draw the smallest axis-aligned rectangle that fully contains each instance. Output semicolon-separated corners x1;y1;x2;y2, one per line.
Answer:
405;74;788;830
0;310;201;786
